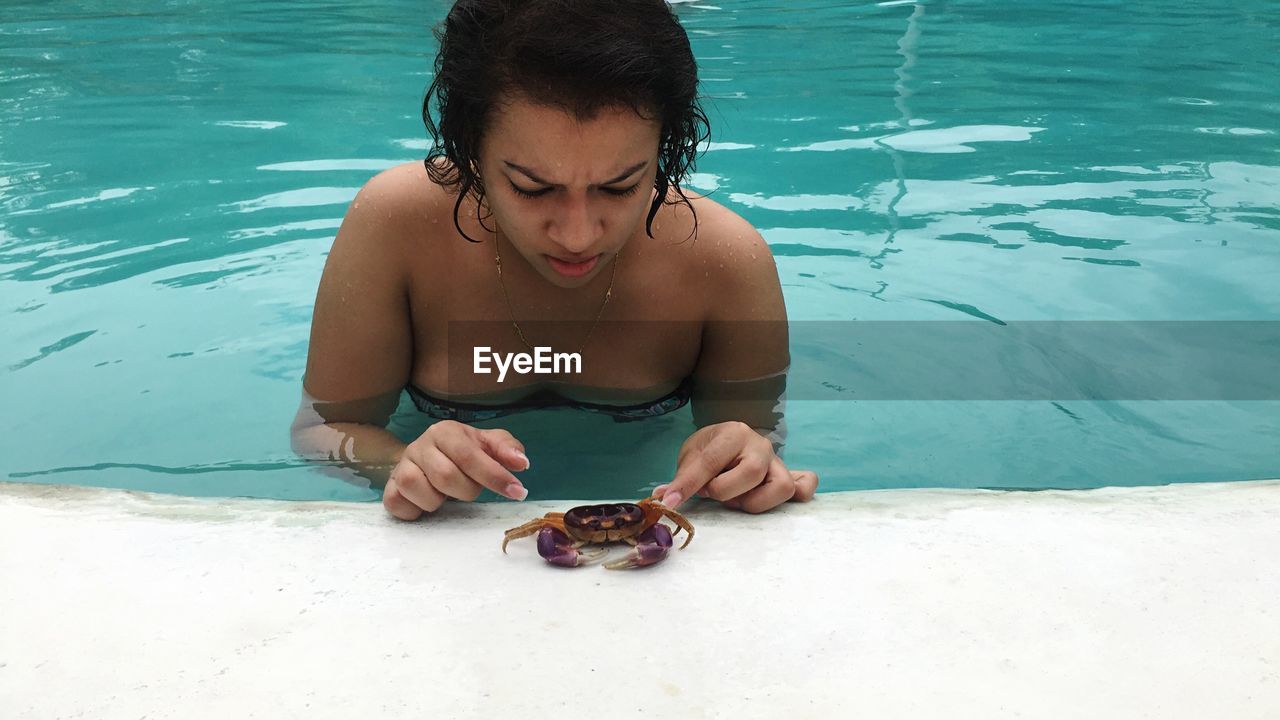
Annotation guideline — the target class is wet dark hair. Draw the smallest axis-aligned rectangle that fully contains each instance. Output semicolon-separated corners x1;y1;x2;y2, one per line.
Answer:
422;0;710;243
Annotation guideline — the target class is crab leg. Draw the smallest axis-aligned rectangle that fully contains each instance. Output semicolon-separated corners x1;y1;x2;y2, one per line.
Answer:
537;527;607;568
502;513;567;554
602;523;674;570
658;507;695;549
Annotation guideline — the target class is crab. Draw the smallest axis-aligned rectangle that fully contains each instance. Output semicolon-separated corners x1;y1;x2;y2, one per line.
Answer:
501;494;695;570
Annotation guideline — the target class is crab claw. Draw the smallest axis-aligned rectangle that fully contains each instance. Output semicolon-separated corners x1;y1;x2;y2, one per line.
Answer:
537;527;607;568
603;523;674;570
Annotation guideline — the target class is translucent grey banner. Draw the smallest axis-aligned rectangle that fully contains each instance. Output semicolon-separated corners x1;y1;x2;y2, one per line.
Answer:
445;321;1280;400
785;321;1280;401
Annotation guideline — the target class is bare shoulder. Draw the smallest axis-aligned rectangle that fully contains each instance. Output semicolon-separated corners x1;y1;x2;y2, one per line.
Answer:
333;160;469;290
662;189;784;321
345;161;447;245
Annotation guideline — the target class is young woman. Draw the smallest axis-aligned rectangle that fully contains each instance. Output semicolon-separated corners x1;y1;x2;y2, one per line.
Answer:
292;0;818;519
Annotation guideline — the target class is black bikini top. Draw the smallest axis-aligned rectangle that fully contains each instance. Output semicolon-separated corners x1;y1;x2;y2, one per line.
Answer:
405;376;694;424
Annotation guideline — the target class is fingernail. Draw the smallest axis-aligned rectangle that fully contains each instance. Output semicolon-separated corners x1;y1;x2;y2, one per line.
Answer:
661;491;683;508
513;450;529;470
506;483;528;501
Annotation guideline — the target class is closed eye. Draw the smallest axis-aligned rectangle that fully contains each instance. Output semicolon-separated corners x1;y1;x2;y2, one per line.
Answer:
510;182;552;199
509;181;643;200
602;184;641;197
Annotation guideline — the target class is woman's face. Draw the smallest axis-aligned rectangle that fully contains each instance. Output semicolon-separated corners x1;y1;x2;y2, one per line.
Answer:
476;96;662;289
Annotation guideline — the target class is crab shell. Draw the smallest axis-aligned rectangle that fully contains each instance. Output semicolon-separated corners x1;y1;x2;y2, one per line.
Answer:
561;500;667;544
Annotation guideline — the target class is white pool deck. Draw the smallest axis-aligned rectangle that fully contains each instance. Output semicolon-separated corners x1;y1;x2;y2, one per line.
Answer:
2;479;1278;719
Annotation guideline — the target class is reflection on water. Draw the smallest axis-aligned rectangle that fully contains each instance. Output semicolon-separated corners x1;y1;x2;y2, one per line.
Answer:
1;0;1278;498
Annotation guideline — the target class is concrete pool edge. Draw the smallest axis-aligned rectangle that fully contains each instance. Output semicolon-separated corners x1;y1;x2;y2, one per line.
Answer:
3;479;1279;718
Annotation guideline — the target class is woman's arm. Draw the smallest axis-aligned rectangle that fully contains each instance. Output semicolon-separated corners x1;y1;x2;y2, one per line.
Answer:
290;388;406;488
690;205;790;441
290;165;530;514
290;168;418;487
656;204;817;512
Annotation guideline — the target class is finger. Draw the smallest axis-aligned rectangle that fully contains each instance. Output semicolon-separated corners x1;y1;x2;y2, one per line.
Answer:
418;446;484;502
726;456;795;514
662;430;745;508
384;460;442;518
436;430;527;500
389;458;447;513
477;428;530;471
700;451;770;501
383;476;424;520
789;470;819;502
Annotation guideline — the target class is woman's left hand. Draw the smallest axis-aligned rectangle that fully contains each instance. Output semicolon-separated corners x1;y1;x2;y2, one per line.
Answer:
653;421;818;513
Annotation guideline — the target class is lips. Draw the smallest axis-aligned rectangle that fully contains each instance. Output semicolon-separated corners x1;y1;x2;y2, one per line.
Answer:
546;254;600;278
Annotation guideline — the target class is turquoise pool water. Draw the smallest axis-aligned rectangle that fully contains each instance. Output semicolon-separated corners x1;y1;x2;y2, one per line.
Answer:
2;0;1277;500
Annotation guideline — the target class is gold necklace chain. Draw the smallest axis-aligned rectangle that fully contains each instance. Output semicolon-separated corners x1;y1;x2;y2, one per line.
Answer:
494;236;618;354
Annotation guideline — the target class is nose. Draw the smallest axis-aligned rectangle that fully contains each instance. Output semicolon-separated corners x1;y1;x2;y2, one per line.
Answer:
546;192;603;255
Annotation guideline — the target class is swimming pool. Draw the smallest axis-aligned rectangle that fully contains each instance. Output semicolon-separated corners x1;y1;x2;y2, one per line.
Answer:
2;0;1277;500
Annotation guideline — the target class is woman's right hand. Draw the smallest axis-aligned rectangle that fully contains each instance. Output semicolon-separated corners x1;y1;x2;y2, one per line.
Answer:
382;420;530;520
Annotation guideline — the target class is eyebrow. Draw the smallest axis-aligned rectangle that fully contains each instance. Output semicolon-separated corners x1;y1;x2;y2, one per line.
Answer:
503;160;649;187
